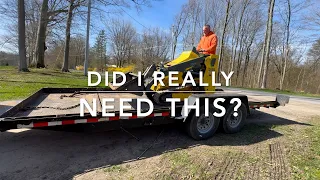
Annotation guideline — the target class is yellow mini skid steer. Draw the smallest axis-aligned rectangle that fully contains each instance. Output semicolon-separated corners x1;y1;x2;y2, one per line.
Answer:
109;47;220;104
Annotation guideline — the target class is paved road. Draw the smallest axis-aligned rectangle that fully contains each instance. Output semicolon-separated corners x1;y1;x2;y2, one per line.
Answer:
223;87;320;105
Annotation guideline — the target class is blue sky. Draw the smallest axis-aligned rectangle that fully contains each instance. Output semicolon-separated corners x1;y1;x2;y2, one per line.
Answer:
0;0;319;55
119;0;186;33
0;0;185;53
89;0;188;56
97;0;319;57
0;0;187;52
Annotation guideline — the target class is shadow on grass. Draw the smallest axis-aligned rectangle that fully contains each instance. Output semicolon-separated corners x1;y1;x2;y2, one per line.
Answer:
0;110;312;180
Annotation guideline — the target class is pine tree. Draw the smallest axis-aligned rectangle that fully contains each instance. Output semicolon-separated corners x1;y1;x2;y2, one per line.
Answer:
93;30;107;71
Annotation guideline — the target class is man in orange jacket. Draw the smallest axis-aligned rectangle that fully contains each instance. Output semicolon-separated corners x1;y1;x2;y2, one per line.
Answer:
196;25;218;55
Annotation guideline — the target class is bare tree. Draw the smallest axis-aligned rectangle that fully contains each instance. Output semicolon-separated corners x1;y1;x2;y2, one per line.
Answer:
218;0;233;81
181;0;202;49
107;19;136;67
250;43;263;87
260;0;276;89
230;0;251;73
31;0;48;68
0;0;19;52
139;28;170;70
241;10;262;86
18;0;28;72
25;0;40;66
167;0;319;93
31;0;69;68
61;0;78;72
171;4;188;59
278;0;291;90
304;4;320;31
0;0;38;60
307;38;320;70
0;0;69;67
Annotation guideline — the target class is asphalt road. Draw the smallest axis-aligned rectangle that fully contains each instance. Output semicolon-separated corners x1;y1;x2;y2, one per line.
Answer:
223;87;320;105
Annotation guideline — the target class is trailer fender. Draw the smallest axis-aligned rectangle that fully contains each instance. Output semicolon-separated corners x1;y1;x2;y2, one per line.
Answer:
276;95;290;106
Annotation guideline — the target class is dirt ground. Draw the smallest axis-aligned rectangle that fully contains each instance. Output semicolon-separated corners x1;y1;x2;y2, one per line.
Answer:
0;96;319;180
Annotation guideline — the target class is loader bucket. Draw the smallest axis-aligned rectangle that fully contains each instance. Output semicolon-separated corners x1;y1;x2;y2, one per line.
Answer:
109;72;144;94
108;64;157;95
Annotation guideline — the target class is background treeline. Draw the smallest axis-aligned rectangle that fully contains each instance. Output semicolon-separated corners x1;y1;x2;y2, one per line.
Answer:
0;0;319;94
170;0;320;94
1;0;170;72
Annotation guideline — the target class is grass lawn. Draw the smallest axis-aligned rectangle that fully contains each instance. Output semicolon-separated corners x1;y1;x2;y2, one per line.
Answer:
97;117;320;179
289;117;320;179
232;86;320;98
99;116;320;179
0;66;102;101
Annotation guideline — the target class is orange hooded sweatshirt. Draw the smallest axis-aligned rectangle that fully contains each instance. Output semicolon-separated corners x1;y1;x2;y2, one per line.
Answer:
196;31;218;55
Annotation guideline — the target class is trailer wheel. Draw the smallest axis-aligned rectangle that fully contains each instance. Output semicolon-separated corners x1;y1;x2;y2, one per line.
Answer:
222;103;247;134
186;105;220;140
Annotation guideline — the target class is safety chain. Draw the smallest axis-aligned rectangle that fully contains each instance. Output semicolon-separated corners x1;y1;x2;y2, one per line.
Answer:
23;91;82;111
23;103;81;111
59;91;81;99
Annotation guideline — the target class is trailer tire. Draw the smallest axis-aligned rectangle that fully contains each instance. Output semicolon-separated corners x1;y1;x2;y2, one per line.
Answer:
222;103;247;134
186;105;220;140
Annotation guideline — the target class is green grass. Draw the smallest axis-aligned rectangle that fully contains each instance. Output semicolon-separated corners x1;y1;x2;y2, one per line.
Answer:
103;165;128;173
159;150;212;179
0;66;104;101
290;117;320;179
232;86;320;98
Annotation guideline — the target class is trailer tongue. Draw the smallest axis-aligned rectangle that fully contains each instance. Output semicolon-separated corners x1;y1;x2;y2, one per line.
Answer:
0;87;289;140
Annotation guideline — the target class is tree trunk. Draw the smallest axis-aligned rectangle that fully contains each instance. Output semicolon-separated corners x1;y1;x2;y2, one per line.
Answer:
295;67;303;91
257;40;266;87
242;47;250;87
235;34;245;85
31;0;48;68
84;0;91;76
251;46;262;88
261;0;276;89
191;1;200;47
230;0;248;74
280;0;291;90
61;0;74;72
300;66;306;91
228;20;236;73
18;0;29;72
171;25;178;60
172;37;177;60
242;34;256;87
218;0;231;81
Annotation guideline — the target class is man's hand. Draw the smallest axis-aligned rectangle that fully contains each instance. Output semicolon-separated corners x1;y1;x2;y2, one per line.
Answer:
198;49;206;53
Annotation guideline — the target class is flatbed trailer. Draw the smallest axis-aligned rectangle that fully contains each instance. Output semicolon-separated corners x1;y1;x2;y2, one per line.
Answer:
0;88;289;140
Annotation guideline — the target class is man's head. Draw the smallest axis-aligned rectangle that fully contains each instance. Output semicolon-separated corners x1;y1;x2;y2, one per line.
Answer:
203;25;211;36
